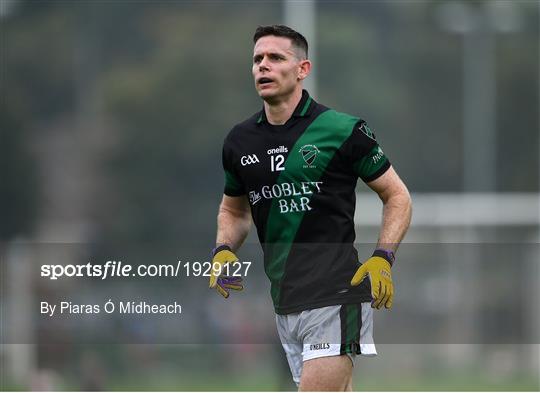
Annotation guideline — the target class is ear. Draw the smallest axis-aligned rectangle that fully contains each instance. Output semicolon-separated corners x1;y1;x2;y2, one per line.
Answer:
297;59;312;81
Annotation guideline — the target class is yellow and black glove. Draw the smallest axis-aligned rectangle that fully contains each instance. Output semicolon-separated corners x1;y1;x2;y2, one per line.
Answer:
209;245;243;298
351;249;395;309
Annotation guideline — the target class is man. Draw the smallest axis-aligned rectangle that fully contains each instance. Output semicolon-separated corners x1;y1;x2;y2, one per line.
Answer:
210;25;412;391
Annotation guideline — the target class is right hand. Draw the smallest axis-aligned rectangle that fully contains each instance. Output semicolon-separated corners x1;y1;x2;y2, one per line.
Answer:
209;245;244;298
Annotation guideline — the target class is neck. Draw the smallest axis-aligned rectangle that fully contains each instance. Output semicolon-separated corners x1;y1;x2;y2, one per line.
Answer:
263;88;303;125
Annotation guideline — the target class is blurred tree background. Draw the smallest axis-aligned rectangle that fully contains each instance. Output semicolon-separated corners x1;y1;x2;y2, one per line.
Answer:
3;0;538;245
1;0;538;390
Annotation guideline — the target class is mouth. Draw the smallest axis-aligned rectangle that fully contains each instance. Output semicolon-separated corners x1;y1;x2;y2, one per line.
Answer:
257;77;274;86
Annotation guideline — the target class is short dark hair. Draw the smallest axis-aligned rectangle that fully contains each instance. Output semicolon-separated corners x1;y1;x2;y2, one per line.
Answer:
253;25;308;59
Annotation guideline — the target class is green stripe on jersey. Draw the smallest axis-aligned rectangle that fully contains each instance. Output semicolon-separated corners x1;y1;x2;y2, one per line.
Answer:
353;145;388;180
299;96;312;116
264;110;359;305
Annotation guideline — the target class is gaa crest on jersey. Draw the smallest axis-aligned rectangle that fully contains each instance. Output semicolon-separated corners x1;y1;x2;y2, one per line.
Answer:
240;154;260;166
299;144;320;168
359;122;376;141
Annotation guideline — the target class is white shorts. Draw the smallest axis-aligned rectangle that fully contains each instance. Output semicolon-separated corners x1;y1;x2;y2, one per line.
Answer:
276;303;377;385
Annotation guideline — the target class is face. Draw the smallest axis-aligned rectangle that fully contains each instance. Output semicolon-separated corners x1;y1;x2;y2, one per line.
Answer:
252;35;310;103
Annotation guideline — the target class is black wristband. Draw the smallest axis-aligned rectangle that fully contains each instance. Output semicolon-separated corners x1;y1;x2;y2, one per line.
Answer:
212;244;232;256
372;249;395;267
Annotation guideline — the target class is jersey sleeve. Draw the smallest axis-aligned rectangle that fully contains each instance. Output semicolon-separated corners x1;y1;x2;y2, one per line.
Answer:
344;120;391;182
222;137;245;196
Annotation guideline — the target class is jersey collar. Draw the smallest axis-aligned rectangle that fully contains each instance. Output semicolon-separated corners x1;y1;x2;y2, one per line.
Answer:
256;89;314;124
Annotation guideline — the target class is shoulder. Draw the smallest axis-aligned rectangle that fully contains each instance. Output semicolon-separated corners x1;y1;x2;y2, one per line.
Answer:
315;101;376;136
320;105;361;122
224;111;262;143
312;105;363;134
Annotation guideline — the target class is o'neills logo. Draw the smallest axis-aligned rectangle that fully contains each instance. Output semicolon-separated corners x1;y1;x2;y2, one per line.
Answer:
267;145;288;155
299;144;319;168
309;343;330;351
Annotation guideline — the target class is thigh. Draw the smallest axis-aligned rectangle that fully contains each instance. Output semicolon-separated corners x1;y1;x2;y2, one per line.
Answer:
277;303;377;388
298;303;377;390
299;355;352;391
276;314;303;386
300;303;377;362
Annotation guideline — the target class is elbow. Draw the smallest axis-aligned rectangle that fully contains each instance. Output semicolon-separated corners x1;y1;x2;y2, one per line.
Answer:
383;183;411;207
384;185;413;219
400;185;412;213
218;203;251;224
402;187;413;225
403;187;412;210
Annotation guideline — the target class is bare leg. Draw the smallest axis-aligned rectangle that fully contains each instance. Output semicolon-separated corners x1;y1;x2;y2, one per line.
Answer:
299;355;352;391
345;372;353;391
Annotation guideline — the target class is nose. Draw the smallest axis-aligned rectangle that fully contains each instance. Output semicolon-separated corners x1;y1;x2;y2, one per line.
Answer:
259;56;270;71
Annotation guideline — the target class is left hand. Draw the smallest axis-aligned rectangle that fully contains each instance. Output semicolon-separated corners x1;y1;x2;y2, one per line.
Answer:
350;256;393;309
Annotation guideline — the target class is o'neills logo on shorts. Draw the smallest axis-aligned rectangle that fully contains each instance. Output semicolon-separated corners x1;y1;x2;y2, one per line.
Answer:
309;343;330;351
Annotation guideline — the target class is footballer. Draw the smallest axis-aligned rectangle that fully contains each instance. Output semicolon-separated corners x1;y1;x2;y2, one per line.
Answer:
210;25;412;391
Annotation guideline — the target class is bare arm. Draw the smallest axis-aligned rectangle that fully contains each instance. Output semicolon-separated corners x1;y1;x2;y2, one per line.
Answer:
366;166;412;253
216;194;252;252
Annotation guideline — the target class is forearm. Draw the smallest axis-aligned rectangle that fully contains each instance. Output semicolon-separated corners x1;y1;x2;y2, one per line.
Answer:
377;190;412;253
216;204;251;252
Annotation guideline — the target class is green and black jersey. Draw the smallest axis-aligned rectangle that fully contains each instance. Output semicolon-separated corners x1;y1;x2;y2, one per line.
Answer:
222;90;391;314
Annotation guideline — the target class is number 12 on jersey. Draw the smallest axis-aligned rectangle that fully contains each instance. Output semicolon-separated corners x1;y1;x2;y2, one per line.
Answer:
270;154;285;172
